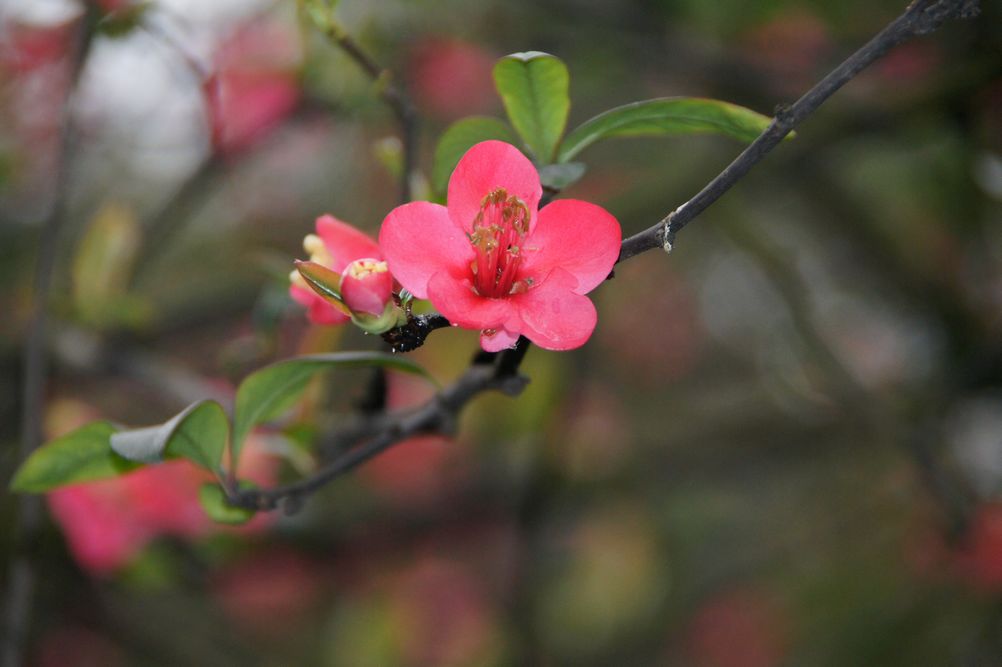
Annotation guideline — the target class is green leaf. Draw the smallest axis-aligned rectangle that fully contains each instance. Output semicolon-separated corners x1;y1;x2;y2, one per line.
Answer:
373;136;404;181
97;2;152;37
198;483;255;525
295;260;352;317
72;202;143;328
538;162;587;191
10;421;138;493
558;97;783;163
300;0;340;31
232;352;434;465
492;52;570;162
110;400;228;473
432;116;517;194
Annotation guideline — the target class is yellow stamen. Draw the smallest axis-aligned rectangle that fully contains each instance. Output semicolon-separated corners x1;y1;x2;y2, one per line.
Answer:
345;259;389;280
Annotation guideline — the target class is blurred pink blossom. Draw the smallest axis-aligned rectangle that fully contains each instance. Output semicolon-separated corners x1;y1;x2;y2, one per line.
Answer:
391;557;497;667
955;502;1002;593
47;438;279;575
878;42;941;84
211;549;328;634
740;11;831;97
0;22;71;74
204;20;300;155
360;374;460;505
686;587;790;667
598;255;703;383
409;38;496;119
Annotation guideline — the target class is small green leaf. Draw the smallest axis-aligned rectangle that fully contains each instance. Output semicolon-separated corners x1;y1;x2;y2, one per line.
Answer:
10;421;138;493
232;352;434;465
538;162;587;190
373;136;404;181
110;400;228;473
198;483;256;525
493;52;570;162
558;97;784;163
432;116;517;194
72;202;143;328
96;2;151;37
300;0;340;31
295;260;352;317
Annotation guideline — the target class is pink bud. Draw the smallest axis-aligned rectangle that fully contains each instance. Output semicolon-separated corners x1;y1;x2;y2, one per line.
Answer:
340;258;393;317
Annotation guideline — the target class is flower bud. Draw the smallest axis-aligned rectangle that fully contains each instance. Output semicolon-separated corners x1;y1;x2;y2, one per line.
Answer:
340;259;393;317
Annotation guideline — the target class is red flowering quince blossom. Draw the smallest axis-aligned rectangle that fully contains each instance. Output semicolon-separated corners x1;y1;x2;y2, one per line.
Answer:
380;141;621;351
289;214;393;326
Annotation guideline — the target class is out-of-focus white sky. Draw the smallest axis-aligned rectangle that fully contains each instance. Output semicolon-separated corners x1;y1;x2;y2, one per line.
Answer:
1;0;267;26
1;0;276;214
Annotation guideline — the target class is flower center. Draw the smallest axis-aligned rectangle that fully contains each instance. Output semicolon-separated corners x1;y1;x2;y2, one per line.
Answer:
468;188;531;298
344;258;389;280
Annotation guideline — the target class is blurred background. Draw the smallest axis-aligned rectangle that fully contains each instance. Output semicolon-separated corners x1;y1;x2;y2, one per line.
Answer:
2;0;1002;665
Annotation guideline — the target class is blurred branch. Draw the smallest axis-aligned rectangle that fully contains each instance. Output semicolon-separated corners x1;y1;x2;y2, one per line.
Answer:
2;11;99;667
618;0;981;262
134;155;226;272
49;325;234;410
304;2;419;203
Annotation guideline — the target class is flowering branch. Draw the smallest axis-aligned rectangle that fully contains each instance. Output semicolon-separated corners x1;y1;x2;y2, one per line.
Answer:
233;0;980;513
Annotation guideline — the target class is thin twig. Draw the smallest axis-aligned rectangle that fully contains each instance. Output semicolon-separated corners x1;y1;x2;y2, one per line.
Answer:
319;24;418;203
2;12;97;667
618;0;980;263
234;0;978;512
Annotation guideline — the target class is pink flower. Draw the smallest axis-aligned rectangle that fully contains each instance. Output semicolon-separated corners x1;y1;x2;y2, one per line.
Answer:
380;141;621;351
289;214;388;326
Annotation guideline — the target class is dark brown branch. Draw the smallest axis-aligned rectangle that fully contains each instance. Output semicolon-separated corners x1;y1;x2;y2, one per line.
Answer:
381;313;451;353
229;0;978;513
618;0;980;263
233;346;529;512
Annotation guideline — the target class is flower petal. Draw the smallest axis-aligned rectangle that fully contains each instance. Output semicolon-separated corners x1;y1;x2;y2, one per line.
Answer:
480;327;520;352
447;141;542;234
513;267;597;350
426;270;515;331
316;214;382;272
520;199;621;295
379;202;473;299
290;284;350;325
